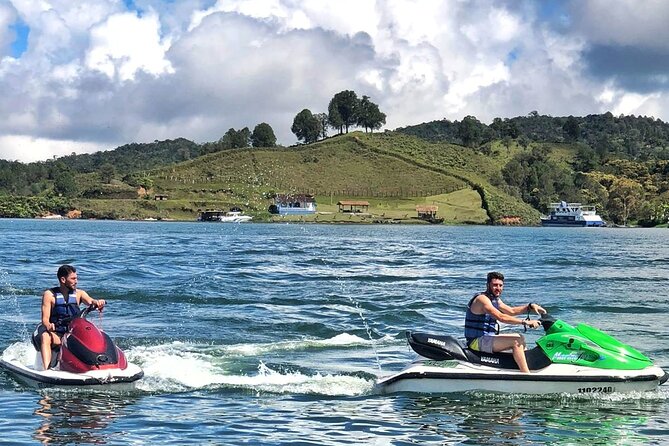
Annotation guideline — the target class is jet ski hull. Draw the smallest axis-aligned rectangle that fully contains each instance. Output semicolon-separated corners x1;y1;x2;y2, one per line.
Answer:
0;357;143;390
376;360;667;395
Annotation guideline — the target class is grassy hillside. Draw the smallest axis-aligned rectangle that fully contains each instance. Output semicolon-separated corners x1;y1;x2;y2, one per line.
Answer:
153;135;464;193
3;131;537;224
349;133;541;223
114;131;536;224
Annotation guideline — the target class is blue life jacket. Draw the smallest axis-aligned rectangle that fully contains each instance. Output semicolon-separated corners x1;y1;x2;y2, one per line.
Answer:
464;291;500;344
49;287;80;334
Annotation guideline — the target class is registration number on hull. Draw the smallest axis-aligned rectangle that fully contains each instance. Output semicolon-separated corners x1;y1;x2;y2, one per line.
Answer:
577;386;614;393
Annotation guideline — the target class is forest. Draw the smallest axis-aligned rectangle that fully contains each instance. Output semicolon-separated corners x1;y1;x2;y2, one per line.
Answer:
397;112;669;226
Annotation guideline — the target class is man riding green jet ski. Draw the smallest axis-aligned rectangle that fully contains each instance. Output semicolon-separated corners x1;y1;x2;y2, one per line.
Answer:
376;313;668;395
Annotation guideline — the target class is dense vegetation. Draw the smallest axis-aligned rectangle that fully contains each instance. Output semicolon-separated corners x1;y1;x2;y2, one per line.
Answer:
0;195;71;218
397;112;669;157
398;112;669;226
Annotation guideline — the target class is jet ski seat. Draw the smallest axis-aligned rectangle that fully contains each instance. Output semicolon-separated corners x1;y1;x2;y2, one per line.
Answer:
406;332;468;361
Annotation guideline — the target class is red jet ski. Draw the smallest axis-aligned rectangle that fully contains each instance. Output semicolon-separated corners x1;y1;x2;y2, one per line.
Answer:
0;305;143;389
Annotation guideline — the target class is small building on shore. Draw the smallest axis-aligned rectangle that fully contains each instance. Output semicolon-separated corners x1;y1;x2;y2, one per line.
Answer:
337;200;370;213
416;205;438;219
270;194;317;215
416;205;444;224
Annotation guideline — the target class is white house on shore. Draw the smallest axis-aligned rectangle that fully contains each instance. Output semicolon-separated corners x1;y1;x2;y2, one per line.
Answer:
270;194;317;215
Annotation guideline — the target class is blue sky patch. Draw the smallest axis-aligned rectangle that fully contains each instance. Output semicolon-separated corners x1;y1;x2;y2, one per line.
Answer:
538;0;571;30
506;47;520;64
10;21;29;58
124;0;144;17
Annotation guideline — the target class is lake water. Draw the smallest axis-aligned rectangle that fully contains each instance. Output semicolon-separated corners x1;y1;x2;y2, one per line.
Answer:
0;220;667;445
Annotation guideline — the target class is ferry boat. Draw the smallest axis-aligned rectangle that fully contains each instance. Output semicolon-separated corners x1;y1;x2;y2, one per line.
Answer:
541;201;606;227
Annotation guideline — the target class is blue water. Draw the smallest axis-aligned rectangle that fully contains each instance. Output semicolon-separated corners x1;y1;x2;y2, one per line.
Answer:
0;220;667;445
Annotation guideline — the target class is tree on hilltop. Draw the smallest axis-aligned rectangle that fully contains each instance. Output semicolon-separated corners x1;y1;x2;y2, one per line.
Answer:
458;115;484;147
490;117;520;139
315;113;329;140
220;128;250;149
356;95;386;133
251;123;277;147
563;116;580;141
328;90;359;134
327;102;343;134
291;109;321;144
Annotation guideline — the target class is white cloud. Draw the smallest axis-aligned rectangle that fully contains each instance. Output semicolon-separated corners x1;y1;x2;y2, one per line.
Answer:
162;11;382;142
1;0;669;162
443;62;510;113
612;92;659;117
0;134;103;163
461;7;521;45
597;85;616;104
85;11;173;81
630;93;669;119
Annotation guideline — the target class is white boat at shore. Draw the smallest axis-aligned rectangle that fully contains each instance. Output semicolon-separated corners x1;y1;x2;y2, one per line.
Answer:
39;214;64;219
541;201;606;227
197;209;253;223
216;211;252;223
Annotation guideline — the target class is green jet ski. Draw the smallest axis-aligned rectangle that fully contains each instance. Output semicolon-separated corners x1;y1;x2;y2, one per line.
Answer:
376;314;668;394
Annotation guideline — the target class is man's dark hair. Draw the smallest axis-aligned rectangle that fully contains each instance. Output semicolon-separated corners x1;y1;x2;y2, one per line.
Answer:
487;271;504;284
57;265;77;279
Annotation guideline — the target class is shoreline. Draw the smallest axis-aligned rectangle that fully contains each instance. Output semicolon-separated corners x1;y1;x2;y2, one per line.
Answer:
13;216;667;228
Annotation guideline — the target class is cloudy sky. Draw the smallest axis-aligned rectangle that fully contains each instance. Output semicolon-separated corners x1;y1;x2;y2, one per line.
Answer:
1;0;669;162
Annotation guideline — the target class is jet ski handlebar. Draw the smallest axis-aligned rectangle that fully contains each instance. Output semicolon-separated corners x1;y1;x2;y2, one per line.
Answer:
522;313;556;332
79;303;101;319
539;313;556;331
54;304;101;330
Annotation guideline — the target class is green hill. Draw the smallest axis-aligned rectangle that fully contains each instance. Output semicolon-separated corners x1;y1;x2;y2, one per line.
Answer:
76;131;535;224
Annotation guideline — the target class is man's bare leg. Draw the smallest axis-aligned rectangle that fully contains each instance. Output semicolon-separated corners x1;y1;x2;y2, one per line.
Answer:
40;332;60;370
492;334;530;373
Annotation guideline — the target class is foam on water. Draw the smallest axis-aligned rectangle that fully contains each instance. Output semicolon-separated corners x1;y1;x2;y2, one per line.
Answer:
119;333;394;359
1;341;38;366
1;339;377;396
125;336;377;395
221;332;395;356
3;337;666;401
